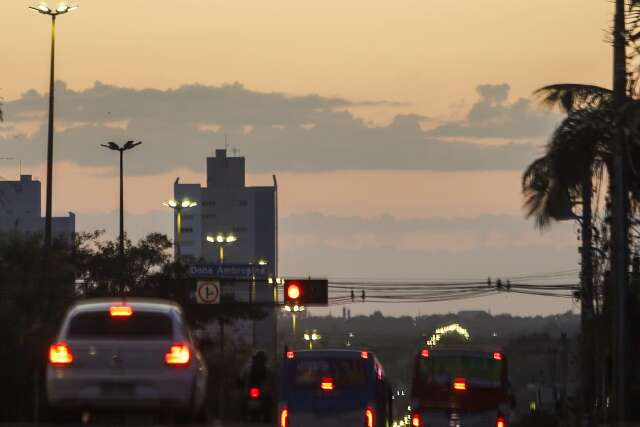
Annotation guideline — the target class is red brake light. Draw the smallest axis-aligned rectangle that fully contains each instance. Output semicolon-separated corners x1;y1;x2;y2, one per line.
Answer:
493;352;503;361
361;351;369;359
110;305;133;317
280;408;289;427
453;377;467;391
497;415;506;427
421;349;429;358
165;343;190;365
320;377;334;391
249;387;261;399
286;351;295;359
49;342;73;366
365;407;374;427
411;412;422;427
287;283;301;300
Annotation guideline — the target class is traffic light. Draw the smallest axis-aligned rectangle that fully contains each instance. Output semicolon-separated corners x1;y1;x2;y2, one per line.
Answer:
284;279;329;306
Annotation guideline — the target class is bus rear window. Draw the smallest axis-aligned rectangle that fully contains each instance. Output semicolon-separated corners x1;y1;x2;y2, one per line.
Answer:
289;358;368;387
419;353;502;385
67;311;173;340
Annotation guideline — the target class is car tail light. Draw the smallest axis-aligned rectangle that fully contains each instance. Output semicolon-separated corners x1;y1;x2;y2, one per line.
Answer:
280;408;289;427
364;407;374;427
320;377;334;391
361;351;369;359
497;415;506;427
421;349;429;358
110;305;133;317
411;412;422;427
453;377;467;391
249;387;261;399
165;343;190;366
493;352;503;361
286;351;294;359
49;342;73;366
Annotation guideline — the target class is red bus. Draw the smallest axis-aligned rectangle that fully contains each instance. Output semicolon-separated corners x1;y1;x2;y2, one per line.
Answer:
409;346;514;427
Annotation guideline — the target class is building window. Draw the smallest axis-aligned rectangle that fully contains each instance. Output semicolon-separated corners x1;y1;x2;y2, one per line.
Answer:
203;214;217;220
238;200;248;207
181;240;194;247
233;226;248;233
203;200;217;207
182;214;194;220
181;227;194;233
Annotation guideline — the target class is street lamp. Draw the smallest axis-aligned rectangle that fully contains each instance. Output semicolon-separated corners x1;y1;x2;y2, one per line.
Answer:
206;233;237;263
100;140;142;295
303;330;321;349
163;198;198;260
29;2;78;248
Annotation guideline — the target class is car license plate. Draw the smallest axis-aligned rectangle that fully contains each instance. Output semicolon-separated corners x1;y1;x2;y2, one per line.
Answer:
101;383;135;396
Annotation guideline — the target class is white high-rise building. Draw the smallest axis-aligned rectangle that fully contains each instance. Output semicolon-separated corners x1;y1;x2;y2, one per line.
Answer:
0;174;75;238
173;149;277;270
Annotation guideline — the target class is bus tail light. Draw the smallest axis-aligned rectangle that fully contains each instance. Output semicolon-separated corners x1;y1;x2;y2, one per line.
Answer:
453;377;467;391
249;387;260;399
49;342;73;366
364;407;374;427
280;408;289;427
411;412;422;427
496;415;506;427
320;377;334;391
165;343;190;366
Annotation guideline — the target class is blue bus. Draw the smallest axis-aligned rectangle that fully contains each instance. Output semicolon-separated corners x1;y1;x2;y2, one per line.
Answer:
278;349;392;427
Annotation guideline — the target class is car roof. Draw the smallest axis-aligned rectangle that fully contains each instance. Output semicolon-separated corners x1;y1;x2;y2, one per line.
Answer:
290;349;376;359
67;298;182;316
423;344;504;354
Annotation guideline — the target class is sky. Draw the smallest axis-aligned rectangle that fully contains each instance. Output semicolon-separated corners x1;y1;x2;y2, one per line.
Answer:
0;0;615;316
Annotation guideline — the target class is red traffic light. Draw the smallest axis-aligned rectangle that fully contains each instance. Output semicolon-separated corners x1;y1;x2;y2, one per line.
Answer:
287;282;301;300
284;279;329;306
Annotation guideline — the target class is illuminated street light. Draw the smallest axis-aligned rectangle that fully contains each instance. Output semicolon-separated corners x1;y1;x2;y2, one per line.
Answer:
206;233;238;263
303;329;321;349
29;2;78;248
258;259;268;266
163;197;198;260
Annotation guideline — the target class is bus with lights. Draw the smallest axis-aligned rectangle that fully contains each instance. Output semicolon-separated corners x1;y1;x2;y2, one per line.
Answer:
409;345;514;427
278;349;392;427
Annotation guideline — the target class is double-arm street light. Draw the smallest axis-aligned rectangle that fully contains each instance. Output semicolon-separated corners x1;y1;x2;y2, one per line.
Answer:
29;2;78;248
303;330;322;350
101;141;142;294
205;233;237;263
163;198;198;260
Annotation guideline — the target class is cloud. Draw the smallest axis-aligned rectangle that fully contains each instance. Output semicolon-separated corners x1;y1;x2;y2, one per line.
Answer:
428;83;561;139
1;81;544;174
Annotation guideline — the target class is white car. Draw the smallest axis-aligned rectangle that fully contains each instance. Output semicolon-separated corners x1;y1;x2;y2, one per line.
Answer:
46;298;208;421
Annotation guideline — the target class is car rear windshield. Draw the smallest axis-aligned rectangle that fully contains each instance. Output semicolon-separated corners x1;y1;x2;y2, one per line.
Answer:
418;352;502;386
66;311;173;340
288;357;369;388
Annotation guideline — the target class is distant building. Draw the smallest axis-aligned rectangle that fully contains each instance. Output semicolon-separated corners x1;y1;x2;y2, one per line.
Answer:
0;175;75;238
174;149;277;271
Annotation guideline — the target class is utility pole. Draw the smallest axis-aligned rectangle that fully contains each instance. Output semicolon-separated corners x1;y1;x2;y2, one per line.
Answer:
612;0;628;423
580;177;596;427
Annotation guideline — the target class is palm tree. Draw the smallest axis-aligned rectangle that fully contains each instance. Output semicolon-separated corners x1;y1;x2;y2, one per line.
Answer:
523;105;613;424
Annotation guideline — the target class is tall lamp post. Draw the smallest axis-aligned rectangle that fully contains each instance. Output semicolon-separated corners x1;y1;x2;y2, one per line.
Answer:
206;233;237;263
162;198;197;261
101;140;142;295
29;2;78;248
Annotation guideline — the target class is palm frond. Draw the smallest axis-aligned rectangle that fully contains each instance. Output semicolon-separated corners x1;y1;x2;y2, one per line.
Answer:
534;84;612;113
